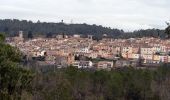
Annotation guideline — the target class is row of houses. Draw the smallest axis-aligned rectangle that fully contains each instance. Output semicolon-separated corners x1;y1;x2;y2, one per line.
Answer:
72;60;140;70
7;33;170;68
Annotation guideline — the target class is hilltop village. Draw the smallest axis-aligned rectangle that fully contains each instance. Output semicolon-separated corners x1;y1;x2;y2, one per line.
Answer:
7;31;170;69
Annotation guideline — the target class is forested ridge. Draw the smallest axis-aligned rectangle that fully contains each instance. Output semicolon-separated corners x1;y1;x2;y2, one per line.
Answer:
0;19;165;39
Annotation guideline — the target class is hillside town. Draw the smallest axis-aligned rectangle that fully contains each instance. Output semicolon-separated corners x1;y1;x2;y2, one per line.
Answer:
7;31;170;69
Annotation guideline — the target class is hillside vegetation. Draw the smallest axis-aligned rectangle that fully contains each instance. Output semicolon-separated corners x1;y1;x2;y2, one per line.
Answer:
0;19;165;39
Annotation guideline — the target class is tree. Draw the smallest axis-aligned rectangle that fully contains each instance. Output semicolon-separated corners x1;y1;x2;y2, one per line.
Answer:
46;32;53;38
0;33;34;100
165;22;170;38
27;31;33;39
0;33;5;42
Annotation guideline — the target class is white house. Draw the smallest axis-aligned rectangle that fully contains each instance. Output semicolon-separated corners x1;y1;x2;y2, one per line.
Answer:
73;61;93;69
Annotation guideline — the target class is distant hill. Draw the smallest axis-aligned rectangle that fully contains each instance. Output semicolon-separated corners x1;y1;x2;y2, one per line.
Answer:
0;19;123;39
0;19;165;39
120;29;165;39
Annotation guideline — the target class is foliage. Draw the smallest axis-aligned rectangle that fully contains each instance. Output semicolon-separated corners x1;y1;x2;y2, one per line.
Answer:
0;19;123;39
0;33;5;42
0;33;34;100
120;29;165;39
165;23;170;38
27;31;33;39
27;65;170;100
0;19;165;39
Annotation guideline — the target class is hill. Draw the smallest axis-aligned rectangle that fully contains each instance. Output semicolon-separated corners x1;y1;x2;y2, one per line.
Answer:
0;19;165;39
0;19;123;39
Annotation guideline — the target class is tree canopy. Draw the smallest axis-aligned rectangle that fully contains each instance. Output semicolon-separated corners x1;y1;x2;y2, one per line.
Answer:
0;19;165;39
165;23;170;38
0;33;34;100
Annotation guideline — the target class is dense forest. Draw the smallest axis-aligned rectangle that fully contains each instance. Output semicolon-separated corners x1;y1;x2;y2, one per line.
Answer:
0;19;166;39
1;33;170;100
120;29;165;39
25;64;170;100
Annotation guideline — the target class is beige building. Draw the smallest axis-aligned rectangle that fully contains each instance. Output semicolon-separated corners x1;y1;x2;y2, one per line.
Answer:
97;61;113;69
141;47;154;55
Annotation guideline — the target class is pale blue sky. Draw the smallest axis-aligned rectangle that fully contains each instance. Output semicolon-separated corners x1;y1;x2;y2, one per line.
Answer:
0;0;169;31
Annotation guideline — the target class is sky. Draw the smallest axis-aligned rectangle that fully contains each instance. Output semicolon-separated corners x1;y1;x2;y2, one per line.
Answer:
0;0;170;31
